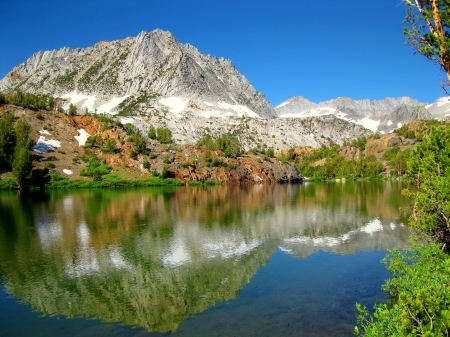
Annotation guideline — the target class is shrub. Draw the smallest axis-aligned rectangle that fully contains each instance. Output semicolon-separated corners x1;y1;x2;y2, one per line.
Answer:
355;244;450;336
80;156;111;181
101;138;116;153
156;127;172;144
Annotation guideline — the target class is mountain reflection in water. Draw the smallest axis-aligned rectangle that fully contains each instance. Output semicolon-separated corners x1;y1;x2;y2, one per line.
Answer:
0;182;411;335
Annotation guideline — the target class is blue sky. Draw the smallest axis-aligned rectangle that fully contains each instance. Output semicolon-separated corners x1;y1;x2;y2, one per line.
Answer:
0;0;446;105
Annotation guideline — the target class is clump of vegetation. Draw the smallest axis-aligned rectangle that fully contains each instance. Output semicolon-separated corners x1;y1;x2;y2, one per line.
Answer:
68;103;77;116
0;112;33;188
85;135;103;148
117;91;160;116
156;127;172;144
45;173;184;189
355;244;450;336
197;133;242;158
80;156;111;181
101;138;117;153
2;89;56;110
53;69;77;90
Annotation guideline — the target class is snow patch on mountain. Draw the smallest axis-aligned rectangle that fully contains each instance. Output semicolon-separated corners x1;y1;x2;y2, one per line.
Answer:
159;97;187;117
61;91;129;115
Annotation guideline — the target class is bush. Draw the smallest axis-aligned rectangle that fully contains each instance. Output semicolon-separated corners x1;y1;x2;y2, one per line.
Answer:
80;156;111;181
0;178;17;190
355;244;450;336
101;138;116;153
156;127;172;144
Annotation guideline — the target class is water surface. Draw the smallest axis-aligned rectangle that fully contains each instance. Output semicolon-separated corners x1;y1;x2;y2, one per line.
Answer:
0;182;411;336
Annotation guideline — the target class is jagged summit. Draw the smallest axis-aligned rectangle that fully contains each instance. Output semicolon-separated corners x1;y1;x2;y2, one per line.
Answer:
0;29;276;119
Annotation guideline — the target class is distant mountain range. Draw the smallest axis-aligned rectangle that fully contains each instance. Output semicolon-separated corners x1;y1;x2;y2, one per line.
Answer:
0;29;447;150
275;96;433;134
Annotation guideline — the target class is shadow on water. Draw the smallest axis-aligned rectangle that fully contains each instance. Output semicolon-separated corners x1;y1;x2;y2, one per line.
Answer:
0;181;412;336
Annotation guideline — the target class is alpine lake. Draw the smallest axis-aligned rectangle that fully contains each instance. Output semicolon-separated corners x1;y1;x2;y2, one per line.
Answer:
0;181;412;337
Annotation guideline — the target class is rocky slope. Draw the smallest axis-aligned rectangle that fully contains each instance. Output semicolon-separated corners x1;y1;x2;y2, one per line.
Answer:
0;104;301;184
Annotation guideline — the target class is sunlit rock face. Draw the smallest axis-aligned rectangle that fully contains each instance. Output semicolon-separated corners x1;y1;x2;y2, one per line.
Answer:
276;96;433;134
0;182;411;332
0;29;275;119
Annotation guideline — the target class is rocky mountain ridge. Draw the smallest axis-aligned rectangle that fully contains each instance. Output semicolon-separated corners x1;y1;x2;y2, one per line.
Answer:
0;29;443;151
275;96;433;134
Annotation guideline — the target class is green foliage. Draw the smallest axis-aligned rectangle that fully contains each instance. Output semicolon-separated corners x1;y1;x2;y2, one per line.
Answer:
44;162;55;169
196;133;242;158
7;89;56;110
266;148;275;158
188;179;219;186
45;173;184;189
395;124;416;139
163;154;170;164
206;158;228;168
156;127;173;144
80;156;111;181
382;147;412;177
68;103;77;116
131;130;149;158
125;123;137;135
78;59;105;90
148;125;156;140
216;134;241;158
0;178;17;190
53;69;77;90
35;111;43;120
14;118;32;182
404;126;450;248
204;179;219;186
12;146;32;186
0;111;15;172
84;135;103;148
101;138;116;153
355;244;450;336
196;134;215;149
350;136;368;151
117;91;160;116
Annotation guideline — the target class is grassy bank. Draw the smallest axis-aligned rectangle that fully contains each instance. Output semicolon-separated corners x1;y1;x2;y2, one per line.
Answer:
0;173;220;190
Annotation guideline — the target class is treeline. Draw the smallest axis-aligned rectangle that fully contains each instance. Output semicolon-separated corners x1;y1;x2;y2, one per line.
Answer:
295;144;412;180
0;89;57;111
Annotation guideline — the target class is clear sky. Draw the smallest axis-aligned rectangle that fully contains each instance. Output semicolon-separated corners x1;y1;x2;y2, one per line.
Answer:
0;0;446;106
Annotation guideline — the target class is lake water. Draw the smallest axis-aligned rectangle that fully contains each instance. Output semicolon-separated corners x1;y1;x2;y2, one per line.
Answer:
0;182;412;336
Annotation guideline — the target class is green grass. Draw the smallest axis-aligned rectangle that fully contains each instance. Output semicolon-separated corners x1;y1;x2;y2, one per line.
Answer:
45;173;185;189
